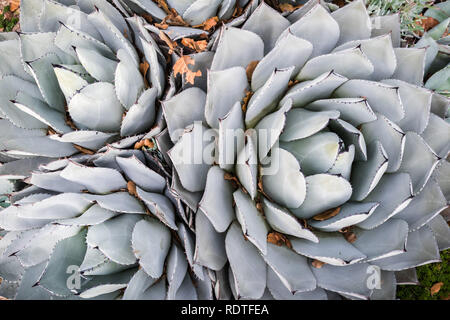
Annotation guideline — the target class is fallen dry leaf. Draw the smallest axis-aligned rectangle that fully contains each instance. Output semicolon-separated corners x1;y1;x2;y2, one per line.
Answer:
203;16;219;31
431;282;444;296
173;55;202;85
47;127;57;135
224;172;242;190
339;226;357;243
267;231;292;249
167;8;188;26
9;0;19;12
416;16;440;34
155;22;169;29
143;139;154;149
159;30;177;54
127;181;137;197
288;79;300;87
255;201;263;212
134;140;145;149
241;90;253;112
279;3;302;12
232;3;244;18
134;141;144;150
73;144;95;155
154;0;171;14
312;259;326;268
313;207;341;221
139;60;150;87
343;231;357;243
194;16;219;31
181;38;208;52
246;60;259;81
141;13;153;24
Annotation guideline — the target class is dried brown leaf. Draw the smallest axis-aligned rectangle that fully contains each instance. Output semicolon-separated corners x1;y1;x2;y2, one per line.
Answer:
416;16;440;34
224;172;239;184
73;144;95;155
141;13;153;24
232;3;243;18
159;30;177;54
288;79;300;88
267;231;292;249
155;22;169;29
139;60;150;87
169;8;188;25
9;0;19;11
312;207;341;221
154;0;171;14
134;140;145;149
194;16;219;31
127;181;137;197
139;60;150;76
431;282;444;296
343;231;357;243
181;38;207;52
241;90;253;112
246;60;259;81
173;55;202;85
279;3;302;12
47;127;56;136
143;139;154;149
312;259;326;268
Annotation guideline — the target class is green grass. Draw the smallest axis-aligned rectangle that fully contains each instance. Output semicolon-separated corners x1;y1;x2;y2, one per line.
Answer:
0;5;19;32
397;250;449;300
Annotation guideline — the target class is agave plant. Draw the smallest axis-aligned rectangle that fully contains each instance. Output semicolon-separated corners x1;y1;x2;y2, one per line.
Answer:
163;0;450;299
0;0;449;301
0;0;207;300
0;0;167;170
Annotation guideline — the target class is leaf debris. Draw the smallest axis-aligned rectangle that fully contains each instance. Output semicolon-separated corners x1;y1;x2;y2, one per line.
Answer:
158;30;178;54
127;181;137;197
313;207;341;221
267;231;292;249
312;259;326;268
181;38;207;52
173;55;202;85
279;3;303;12
241;90;253;113
193;16;219;31
73;144;95;155
246;60;259;81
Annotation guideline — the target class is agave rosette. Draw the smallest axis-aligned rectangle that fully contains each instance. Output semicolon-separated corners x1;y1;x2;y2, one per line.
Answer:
0;0;210;300
0;0;167;171
162;0;450;300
